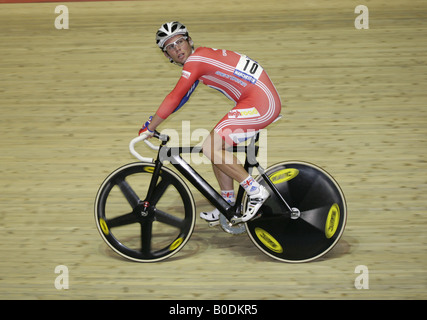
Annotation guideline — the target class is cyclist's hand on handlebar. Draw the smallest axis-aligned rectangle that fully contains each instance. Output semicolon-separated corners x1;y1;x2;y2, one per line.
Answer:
138;116;155;138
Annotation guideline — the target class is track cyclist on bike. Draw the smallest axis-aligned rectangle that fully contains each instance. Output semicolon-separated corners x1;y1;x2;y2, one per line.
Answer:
139;21;282;223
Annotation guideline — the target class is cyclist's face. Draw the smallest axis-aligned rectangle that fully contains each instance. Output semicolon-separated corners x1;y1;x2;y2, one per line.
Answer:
163;35;192;65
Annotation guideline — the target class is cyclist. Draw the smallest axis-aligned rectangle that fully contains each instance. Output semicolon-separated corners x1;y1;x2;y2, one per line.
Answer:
139;21;282;222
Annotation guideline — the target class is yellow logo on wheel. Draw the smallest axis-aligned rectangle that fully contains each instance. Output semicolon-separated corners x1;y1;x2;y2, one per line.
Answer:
169;237;184;251
325;204;340;239
99;218;109;236
269;168;299;185
255;228;283;253
143;166;161;174
143;166;155;173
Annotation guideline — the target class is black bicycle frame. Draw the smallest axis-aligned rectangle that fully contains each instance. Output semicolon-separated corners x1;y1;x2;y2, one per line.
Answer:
146;132;291;222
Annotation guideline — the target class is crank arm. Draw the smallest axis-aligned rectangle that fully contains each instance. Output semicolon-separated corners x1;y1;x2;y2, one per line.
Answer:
208;220;220;227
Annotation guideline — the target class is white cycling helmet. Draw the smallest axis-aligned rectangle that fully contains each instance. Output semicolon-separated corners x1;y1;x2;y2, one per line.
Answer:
156;21;189;50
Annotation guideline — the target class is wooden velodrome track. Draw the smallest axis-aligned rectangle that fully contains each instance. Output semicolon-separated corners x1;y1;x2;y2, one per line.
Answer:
0;0;426;300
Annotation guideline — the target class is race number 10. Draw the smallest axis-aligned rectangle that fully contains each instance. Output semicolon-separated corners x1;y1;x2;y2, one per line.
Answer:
234;55;263;84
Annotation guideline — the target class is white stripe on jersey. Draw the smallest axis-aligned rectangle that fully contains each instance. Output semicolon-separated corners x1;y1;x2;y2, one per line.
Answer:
202;75;242;100
205;85;236;102
186;56;235;73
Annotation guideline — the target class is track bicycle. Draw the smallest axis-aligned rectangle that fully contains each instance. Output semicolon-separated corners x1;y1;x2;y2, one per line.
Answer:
94;120;347;263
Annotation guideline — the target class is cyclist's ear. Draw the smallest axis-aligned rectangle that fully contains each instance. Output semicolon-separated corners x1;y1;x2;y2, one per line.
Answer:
188;37;194;48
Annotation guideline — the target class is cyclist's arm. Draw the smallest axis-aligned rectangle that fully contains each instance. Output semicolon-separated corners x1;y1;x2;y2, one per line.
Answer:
148;78;198;132
147;77;191;131
155;67;199;117
146;113;165;132
147;61;200;132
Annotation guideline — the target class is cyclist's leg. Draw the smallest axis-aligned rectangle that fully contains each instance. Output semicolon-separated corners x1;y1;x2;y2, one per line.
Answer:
215;91;281;219
201;108;268;221
208;101;276;182
202;129;248;183
203;79;281;220
212;163;233;191
199;130;245;221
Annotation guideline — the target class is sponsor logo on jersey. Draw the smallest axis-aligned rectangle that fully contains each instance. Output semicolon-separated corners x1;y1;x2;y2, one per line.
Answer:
228;107;260;119
181;70;191;79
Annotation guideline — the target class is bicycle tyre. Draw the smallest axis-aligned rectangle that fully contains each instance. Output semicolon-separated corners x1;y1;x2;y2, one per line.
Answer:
94;162;196;262
244;161;347;263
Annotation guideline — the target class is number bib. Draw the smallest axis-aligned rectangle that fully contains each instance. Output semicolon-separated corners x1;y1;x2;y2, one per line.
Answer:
233;55;263;84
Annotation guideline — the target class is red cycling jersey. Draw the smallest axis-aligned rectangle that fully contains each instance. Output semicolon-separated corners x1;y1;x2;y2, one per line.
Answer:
156;47;282;145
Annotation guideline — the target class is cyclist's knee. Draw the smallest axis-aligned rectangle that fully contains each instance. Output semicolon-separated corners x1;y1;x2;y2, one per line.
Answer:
202;131;225;160
201;138;211;159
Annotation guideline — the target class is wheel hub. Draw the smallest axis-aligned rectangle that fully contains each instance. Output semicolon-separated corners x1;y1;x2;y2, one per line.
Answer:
290;207;301;219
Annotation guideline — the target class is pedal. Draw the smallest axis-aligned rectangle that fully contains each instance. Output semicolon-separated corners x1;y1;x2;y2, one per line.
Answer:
231;212;262;225
219;214;246;235
230;217;243;225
